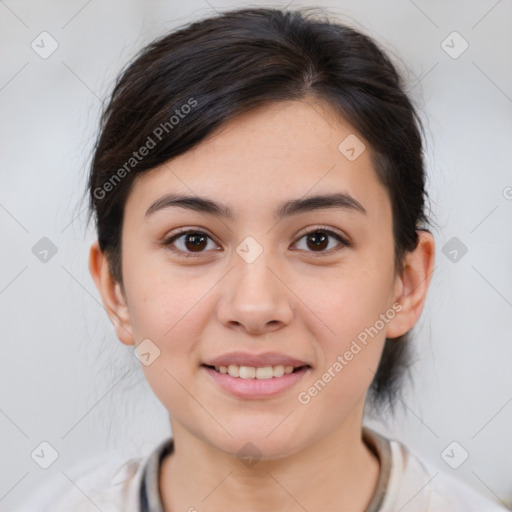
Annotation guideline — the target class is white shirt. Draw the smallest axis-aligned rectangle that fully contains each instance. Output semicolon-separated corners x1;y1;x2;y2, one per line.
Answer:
16;428;508;511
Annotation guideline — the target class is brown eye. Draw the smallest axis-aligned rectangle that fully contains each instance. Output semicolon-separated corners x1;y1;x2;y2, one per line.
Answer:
182;233;208;252
162;226;350;259
163;230;219;257
306;232;329;251
294;228;349;255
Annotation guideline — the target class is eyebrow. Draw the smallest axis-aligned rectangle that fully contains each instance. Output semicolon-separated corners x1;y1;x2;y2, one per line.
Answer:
144;191;367;221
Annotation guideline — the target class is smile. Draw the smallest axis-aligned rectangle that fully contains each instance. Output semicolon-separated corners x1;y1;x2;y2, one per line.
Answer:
201;364;311;399
204;364;308;379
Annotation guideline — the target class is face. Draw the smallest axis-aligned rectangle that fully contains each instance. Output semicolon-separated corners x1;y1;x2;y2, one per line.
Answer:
96;99;412;459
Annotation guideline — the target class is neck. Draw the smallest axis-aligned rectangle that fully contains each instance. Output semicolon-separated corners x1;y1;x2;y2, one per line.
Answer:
159;404;380;512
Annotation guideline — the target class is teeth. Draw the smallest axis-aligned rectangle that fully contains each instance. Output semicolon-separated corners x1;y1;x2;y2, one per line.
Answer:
215;364;298;379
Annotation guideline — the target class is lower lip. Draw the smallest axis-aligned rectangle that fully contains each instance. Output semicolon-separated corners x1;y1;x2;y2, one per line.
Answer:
201;365;310;399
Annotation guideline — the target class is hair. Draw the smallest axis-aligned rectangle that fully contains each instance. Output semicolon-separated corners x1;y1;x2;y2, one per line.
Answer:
84;6;434;413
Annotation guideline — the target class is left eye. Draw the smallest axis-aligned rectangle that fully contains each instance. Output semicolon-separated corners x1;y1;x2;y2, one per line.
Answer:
294;228;349;254
162;227;349;258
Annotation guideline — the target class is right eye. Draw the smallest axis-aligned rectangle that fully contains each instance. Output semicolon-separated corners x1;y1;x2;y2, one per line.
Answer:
162;229;221;258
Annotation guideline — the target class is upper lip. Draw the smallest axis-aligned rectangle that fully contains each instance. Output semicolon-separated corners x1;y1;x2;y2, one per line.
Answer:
203;351;311;368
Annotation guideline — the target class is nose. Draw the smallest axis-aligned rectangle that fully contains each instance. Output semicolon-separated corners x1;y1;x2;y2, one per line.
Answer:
215;250;295;335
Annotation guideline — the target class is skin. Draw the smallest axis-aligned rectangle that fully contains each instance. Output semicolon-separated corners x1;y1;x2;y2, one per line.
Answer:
89;98;435;511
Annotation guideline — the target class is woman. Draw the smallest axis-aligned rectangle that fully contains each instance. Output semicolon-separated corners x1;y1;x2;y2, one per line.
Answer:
20;6;507;511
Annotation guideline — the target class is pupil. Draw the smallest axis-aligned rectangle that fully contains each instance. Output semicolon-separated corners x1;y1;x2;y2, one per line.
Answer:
307;232;328;251
185;233;207;252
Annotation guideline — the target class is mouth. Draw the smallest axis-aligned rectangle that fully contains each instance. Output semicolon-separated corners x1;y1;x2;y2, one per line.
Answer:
200;363;311;399
201;363;311;379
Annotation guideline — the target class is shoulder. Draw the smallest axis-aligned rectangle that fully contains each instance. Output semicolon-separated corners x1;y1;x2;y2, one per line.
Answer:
378;431;508;511
15;450;146;512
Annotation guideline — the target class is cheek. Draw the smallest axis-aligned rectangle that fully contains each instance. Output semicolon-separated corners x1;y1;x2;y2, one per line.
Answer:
304;259;393;336
123;249;208;339
296;274;390;411
130;282;208;417
299;257;393;380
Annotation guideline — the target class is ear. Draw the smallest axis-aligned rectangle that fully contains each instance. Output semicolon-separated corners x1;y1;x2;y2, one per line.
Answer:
88;239;135;346
385;230;435;339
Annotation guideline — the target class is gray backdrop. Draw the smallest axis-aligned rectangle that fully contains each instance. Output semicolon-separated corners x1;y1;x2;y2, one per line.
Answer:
1;0;511;509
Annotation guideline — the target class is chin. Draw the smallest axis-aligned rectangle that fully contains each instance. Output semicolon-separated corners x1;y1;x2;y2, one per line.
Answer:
210;423;307;462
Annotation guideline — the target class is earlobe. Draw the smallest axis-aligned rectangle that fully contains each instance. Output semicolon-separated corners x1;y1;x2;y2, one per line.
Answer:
385;230;436;339
88;239;135;346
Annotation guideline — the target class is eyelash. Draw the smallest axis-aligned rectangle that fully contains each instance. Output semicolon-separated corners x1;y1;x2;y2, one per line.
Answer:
161;225;351;259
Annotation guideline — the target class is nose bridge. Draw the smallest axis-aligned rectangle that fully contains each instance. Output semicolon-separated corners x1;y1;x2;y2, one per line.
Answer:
217;237;293;331
233;240;281;302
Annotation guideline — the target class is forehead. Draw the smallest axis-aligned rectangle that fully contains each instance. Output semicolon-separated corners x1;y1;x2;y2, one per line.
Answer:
125;99;391;225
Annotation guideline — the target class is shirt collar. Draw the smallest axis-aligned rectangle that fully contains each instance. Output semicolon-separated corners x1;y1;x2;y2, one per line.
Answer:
139;436;174;512
139;426;392;512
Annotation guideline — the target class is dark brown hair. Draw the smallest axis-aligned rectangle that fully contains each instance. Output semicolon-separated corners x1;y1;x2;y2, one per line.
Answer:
84;6;434;412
